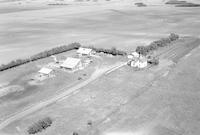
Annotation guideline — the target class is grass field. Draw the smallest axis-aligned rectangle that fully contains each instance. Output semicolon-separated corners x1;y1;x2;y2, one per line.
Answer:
2;38;199;135
154;36;200;62
0;50;100;121
1;3;200;64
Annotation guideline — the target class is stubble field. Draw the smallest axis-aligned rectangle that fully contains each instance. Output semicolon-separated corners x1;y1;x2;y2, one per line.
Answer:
1;4;200;64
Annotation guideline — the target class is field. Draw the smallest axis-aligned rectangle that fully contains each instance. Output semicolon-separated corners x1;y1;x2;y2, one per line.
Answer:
1;3;200;64
154;36;200;62
0;50;101;120
1;38;200;135
1;1;200;135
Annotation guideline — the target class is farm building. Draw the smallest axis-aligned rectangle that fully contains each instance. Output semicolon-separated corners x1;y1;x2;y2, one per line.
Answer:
130;57;147;68
38;67;53;76
127;54;134;59
77;47;93;56
132;52;140;58
127;52;140;59
60;57;82;71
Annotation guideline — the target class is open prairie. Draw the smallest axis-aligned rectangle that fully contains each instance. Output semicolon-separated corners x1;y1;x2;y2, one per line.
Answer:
1;3;200;64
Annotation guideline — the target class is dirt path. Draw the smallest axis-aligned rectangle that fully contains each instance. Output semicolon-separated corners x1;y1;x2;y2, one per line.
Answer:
0;62;124;130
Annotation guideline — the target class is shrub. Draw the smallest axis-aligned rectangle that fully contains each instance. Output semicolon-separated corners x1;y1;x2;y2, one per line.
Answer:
27;117;52;134
169;33;179;41
148;42;158;51
135;46;148;56
135;2;147;7
73;132;79;135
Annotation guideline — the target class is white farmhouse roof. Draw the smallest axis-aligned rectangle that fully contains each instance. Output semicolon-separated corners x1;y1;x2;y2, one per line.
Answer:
77;47;92;55
61;57;81;69
38;67;53;75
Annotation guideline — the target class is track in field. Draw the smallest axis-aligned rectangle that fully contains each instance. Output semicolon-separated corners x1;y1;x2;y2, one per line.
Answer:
157;38;200;62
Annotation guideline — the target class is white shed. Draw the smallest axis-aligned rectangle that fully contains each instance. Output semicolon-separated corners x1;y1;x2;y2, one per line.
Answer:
77;47;92;56
38;67;53;76
60;57;82;71
127;55;134;59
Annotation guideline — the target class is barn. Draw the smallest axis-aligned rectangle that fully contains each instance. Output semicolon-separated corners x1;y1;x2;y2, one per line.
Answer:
60;57;82;71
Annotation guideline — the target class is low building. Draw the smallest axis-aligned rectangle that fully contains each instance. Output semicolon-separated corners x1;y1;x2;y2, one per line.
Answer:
127;52;140;59
131;52;140;58
77;47;93;56
60;57;82;71
127;54;134;59
38;67;53;76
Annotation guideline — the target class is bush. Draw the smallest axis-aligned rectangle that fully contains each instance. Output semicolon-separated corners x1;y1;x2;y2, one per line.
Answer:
147;42;159;51
135;46;148;56
135;2;147;7
73;132;79;135
0;42;81;72
169;33;179;41
27;117;52;134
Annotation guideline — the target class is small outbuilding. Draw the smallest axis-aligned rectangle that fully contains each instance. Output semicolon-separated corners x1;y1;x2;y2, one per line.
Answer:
127;55;134;59
38;67;53;76
61;57;82;71
77;47;92;56
127;52;140;59
131;52;140;58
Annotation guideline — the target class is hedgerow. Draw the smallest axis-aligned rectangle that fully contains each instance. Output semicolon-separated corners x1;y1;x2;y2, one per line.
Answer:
165;0;200;7
0;42;81;71
136;33;179;55
86;46;127;56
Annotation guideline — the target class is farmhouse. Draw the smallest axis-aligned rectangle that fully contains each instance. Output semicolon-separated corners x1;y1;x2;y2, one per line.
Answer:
77;47;92;56
38;67;53;76
60;57;82;71
130;57;147;68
